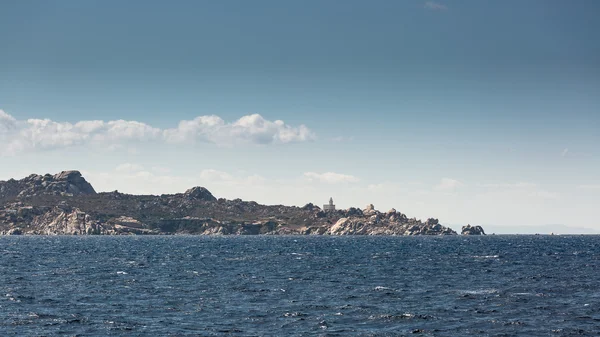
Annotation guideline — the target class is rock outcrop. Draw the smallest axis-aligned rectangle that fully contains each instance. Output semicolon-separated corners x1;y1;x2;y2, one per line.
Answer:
184;187;217;202
0;171;95;201
461;224;486;235
327;207;456;235
0;170;460;236
0;203;158;235
363;204;376;216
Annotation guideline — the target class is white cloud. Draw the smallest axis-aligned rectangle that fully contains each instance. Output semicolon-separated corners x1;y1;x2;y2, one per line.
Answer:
163;113;316;146
434;178;462;191
115;163;145;173
424;1;447;11
0;110;316;156
477;182;537;189
0;110;17;133
199;169;235;182
303;172;360;184
100;120;161;142
367;183;387;191
162;115;225;144
561;148;569;157
0;114;161;155
578;184;600;190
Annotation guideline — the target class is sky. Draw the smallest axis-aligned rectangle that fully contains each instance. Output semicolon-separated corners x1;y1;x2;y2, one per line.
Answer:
1;0;599;233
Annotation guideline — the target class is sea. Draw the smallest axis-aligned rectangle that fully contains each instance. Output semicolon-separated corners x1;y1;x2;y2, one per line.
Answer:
1;235;599;336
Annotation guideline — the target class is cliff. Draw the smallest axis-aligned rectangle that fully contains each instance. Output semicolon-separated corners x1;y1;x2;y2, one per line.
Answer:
0;171;463;236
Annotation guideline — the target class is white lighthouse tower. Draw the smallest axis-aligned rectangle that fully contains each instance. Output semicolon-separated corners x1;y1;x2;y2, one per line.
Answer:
323;197;336;211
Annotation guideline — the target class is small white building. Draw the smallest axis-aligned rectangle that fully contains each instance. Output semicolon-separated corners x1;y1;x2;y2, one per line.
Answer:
323;197;336;211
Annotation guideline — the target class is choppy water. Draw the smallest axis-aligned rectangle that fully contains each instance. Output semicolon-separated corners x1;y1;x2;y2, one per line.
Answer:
1;235;600;336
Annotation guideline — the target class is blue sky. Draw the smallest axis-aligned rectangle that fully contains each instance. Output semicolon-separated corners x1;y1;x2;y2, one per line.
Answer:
1;0;599;233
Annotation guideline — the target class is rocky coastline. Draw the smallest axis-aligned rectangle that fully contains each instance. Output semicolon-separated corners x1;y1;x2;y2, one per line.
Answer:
0;171;481;236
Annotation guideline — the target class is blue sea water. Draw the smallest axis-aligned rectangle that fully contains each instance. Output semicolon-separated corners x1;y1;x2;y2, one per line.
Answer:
1;235;600;336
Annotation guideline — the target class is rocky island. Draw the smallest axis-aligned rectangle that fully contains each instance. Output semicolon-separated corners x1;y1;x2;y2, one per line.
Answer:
0;170;475;236
461;224;486;235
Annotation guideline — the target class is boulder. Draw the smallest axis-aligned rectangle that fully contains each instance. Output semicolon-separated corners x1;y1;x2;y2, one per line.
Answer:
301;203;320;211
57;171;96;195
345;207;363;217
184;187;217;201
6;228;22;235
363;204;377;216
461;224;486;235
426;218;439;225
368;214;380;223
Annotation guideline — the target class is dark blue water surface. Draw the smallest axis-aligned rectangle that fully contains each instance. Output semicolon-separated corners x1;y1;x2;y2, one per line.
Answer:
1;235;600;336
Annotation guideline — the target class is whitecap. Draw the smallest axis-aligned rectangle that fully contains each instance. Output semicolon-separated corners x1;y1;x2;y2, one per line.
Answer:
374;286;392;291
460;289;498;295
116;271;128;275
473;255;500;259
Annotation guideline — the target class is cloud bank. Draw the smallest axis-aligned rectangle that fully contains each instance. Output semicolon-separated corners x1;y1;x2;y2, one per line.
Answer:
0;110;316;156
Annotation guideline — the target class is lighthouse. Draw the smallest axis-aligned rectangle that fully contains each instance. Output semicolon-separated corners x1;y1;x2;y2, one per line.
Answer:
323;197;336;211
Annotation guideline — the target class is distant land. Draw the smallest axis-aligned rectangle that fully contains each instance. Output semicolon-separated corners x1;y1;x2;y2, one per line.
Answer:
480;224;600;235
0;170;486;236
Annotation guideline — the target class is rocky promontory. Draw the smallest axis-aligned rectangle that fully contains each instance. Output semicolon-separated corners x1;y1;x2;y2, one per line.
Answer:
0;171;468;236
